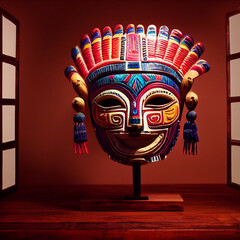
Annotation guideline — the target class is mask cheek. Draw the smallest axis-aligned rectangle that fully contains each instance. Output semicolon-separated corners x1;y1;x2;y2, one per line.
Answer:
92;105;108;127
92;105;125;128
108;113;124;127
147;112;163;127
162;103;179;124
145;102;180;129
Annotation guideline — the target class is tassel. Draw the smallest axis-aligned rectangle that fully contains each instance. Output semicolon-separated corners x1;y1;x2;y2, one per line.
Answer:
73;113;89;154
183;111;199;155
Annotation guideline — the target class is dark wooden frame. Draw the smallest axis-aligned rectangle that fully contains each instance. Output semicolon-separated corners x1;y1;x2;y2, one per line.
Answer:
0;7;19;197
226;8;240;190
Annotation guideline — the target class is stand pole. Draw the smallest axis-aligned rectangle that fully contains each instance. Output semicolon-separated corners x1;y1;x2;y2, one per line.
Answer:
125;161;148;200
133;162;141;196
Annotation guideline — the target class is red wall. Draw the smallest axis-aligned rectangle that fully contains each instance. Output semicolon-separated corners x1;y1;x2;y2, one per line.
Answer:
1;0;239;185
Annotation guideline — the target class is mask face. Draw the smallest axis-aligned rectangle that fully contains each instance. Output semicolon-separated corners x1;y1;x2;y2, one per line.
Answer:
90;73;181;164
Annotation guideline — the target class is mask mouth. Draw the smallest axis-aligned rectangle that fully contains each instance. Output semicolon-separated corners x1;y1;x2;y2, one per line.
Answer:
127;126;143;137
107;129;167;157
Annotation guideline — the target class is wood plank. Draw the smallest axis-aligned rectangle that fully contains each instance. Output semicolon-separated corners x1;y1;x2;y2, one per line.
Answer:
0;229;240;240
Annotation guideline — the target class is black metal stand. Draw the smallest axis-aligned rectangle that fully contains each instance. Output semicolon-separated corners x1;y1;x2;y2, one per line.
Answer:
125;162;149;200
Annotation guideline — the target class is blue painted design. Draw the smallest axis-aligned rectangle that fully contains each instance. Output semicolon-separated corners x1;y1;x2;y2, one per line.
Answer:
132;109;138;115
127;62;140;70
80;36;91;50
195;60;210;73
161;75;179;92
129;118;140;124
126;24;135;33
159;26;169;40
104;29;112;36
127;75;145;91
92;73;180;97
120;35;126;60
87;62;183;85
147;25;156;35
64;66;77;77
71;46;80;60
87;63;126;82
142;62;182;84
92;30;101;41
114;25;123;35
136;25;144;34
180;35;194;50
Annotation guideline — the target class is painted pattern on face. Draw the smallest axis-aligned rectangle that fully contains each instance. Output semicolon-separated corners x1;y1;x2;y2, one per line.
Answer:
90;73;181;164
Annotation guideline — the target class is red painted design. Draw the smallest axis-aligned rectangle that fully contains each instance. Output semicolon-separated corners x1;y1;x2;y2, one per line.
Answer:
155;37;168;59
155;75;162;81
142;74;151;82
147;112;163;126
75;51;89;79
126;34;140;61
132;80;137;90
123;74;132;83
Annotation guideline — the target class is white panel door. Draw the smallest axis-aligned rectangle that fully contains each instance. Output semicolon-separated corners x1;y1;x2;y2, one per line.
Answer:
0;7;19;196
227;9;240;189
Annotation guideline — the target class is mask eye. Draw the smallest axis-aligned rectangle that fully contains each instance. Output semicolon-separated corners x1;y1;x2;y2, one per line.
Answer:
145;96;172;107
97;98;125;108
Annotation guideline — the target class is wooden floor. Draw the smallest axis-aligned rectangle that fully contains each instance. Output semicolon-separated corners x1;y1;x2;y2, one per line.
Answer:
0;185;240;239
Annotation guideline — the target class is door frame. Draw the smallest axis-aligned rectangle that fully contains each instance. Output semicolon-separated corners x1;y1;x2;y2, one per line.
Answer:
226;8;240;190
0;7;19;197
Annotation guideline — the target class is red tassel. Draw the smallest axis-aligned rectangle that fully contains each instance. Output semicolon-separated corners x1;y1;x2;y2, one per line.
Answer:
78;144;82;154
83;142;89;154
74;143;78;154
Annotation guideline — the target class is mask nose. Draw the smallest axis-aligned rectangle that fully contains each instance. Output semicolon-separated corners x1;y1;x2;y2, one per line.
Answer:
127;101;143;136
127;125;143;137
127;118;143;137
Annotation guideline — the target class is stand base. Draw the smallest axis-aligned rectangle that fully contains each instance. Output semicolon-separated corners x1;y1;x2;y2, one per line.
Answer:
124;195;149;200
78;194;184;211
